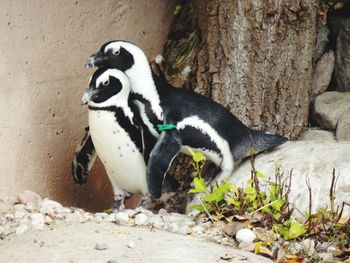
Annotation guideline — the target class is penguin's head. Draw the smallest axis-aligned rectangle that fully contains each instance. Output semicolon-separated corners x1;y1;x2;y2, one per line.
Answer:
81;68;130;107
85;40;149;73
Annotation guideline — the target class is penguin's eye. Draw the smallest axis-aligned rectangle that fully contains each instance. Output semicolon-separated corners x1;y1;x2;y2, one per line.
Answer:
113;49;120;56
103;80;110;86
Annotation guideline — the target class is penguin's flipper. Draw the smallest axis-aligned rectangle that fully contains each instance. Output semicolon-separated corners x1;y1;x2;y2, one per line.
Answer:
147;130;182;198
72;127;97;184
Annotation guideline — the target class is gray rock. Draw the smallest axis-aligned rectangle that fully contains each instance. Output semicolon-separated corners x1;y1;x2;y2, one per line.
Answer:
178;226;190;235
14;210;28;220
316;25;330;61
107;213;116;223
148;215;164;229
115;211;129;225
40;199;63;215
336;111;350;140
333;18;350;92
15;223;28;235
31;213;45;230
94;241;108;250
191;225;205;235
127;240;136;249
312;92;350;129
134;213;148;226
166;222;179;233
312;50;334;99
14;204;26;211
64;211;82;224
299;129;335;141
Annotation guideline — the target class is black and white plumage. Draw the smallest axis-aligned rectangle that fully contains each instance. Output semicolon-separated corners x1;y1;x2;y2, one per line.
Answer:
76;68;153;209
86;41;288;199
72;126;97;184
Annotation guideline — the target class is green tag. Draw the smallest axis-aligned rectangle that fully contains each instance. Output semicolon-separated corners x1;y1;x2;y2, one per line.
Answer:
157;124;177;131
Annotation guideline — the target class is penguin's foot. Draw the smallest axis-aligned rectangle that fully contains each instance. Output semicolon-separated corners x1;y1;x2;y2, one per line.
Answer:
138;193;152;209
111;192;127;211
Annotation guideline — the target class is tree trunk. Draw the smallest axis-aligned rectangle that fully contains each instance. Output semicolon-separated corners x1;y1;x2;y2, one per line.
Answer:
162;0;319;139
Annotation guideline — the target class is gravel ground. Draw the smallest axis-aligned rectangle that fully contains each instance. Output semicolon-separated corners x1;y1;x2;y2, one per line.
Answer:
0;191;273;263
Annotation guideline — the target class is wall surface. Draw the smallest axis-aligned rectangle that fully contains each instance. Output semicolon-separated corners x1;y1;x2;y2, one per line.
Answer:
0;0;176;211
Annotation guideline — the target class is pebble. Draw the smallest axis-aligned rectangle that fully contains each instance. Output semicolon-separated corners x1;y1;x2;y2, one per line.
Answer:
94;241;108;250
134;213;148;226
16;224;28;235
14;210;28;220
236;228;256;243
178;226;190;235
115;212;129;224
127;240;136;249
17;190;42;207
107;213;116;223
44;215;53;225
14;204;26;211
148;215;164;229
40;199;63;215
31;213;45;230
166;222;179;233
191;225;205;235
0;201;13;214
64;211;82;224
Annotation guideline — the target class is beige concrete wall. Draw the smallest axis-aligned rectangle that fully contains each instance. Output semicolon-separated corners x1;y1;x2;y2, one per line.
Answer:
0;0;176;211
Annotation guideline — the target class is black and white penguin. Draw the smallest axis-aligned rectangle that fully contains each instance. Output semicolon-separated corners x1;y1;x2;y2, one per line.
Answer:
86;41;288;199
78;68;152;209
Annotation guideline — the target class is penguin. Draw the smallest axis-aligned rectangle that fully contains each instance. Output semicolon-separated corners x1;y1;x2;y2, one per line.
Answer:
78;67;154;209
85;41;288;199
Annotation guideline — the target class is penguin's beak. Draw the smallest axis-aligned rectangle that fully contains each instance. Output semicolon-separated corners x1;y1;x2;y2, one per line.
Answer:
81;88;98;106
85;51;107;68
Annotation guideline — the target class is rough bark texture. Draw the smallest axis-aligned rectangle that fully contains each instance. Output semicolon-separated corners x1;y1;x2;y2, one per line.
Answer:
162;0;319;139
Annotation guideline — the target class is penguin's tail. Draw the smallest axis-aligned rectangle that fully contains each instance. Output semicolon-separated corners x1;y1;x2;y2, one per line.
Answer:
233;130;288;163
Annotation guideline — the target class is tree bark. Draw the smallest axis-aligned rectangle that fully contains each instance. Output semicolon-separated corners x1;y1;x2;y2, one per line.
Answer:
162;0;319;139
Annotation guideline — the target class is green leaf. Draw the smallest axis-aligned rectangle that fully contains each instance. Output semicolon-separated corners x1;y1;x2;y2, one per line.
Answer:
227;197;241;207
273;212;282;221
246;179;254;185
255;170;266;178
244;187;257;202
202;192;220;202
188;177;206;193
191;203;212;212
228;183;238;194
288;222;306;239
271;199;285;211
261;206;271;213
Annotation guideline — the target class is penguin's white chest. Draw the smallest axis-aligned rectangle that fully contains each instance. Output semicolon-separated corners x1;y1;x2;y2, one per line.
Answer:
88;109;148;194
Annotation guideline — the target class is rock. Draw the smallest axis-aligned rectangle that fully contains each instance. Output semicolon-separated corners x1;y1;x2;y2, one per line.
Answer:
94;241;108;250
15;224;28;235
158;208;168;216
318;252;335;262
44;215;53;225
0;201;13;214
226;141;350;217
312;91;350;129
191;225;205;235
107;213;116;223
236;229;256;243
222;222;246;237
166;222;179;233
299;129;335;141
115;211;129;225
312;50;334;99
14;204;26;211
17;190;42;207
14;210;28;220
148;215;164;229
315;25;330;61
253;227;278;242
332;17;350;92
39;199;63;215
31;213;45;230
134;213;148;226
127;240;135;249
336;111;350;140
64;211;82;224
178;226;190;235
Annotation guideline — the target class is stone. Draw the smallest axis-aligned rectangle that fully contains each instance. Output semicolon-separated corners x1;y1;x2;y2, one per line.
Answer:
94;241;108;250
225;141;350;218
14;210;28;220
336;111;350;140
312;50;334;99
222;222;246;237
14;204;26;211
312;91;350;129
134;213;148;226
166;222;179;233
44;215;53;225
40;199;63;215
191;225;205;235
178;226;190;235
115;212;129;225
15;224;28;235
235;229;256;243
17;190;42;207
107;213;116;223
148;215;164;229
299;129;335;141
127;240;136;249
253;227;278;242
31;213;45;230
64;211;82;224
